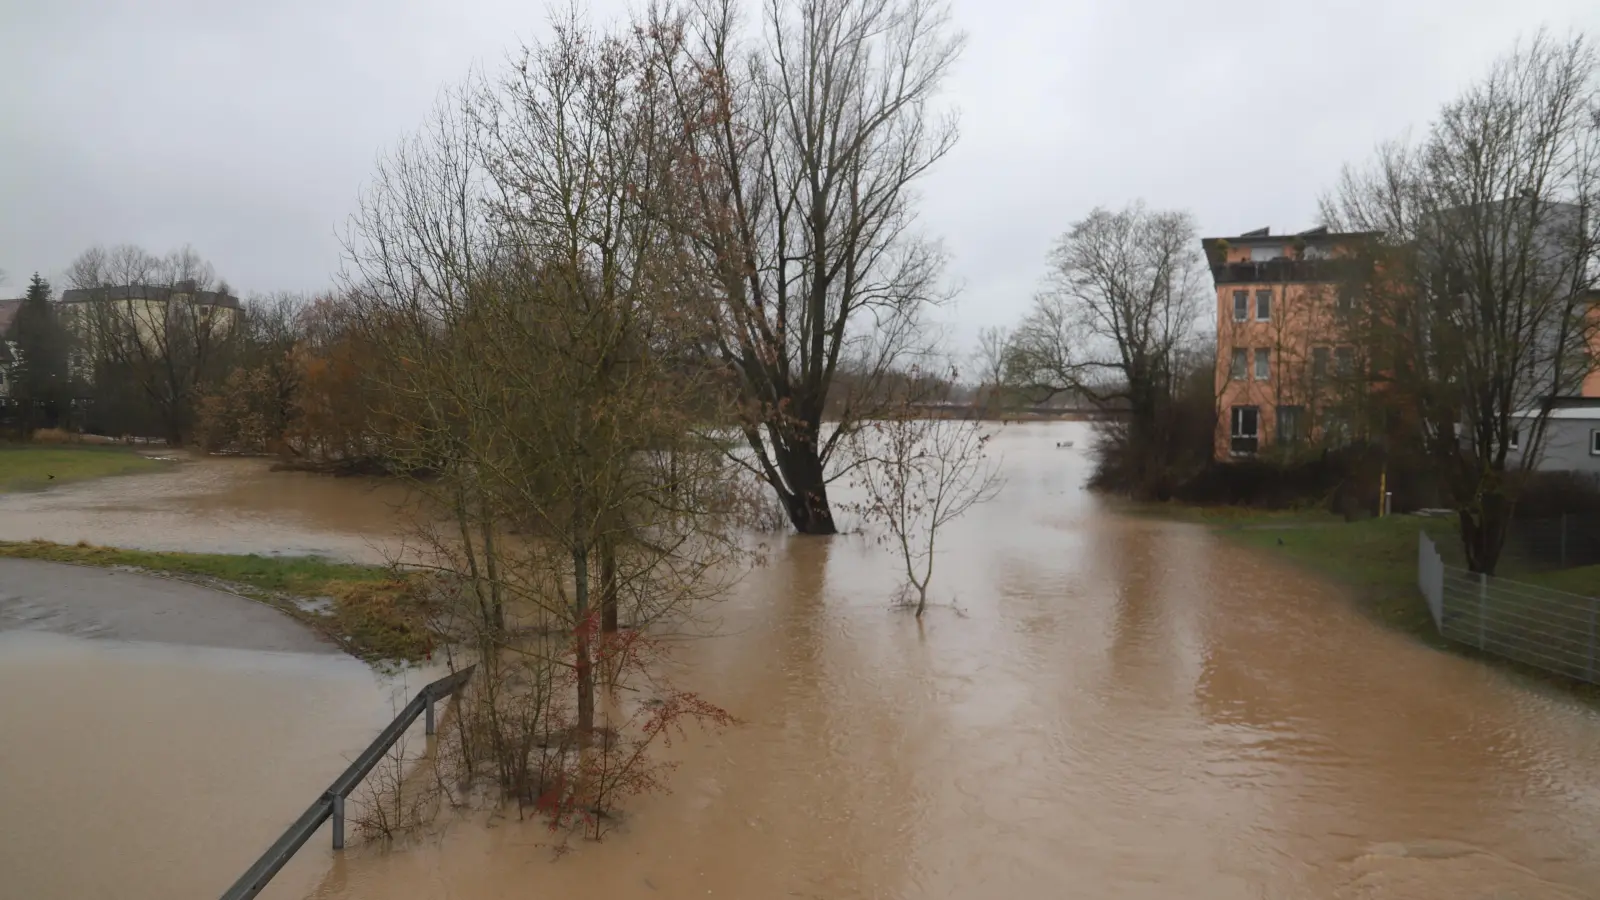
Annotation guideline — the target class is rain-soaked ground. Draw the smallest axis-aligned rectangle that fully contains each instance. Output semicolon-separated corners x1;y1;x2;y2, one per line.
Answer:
4;423;1600;899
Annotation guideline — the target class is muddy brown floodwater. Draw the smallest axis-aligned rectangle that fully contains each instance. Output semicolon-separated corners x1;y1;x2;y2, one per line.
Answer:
6;424;1600;899
0;454;417;563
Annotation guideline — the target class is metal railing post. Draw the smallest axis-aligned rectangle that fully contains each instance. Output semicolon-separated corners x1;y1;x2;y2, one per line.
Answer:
1561;513;1570;567
1589;597;1597;684
1478;572;1489;650
330;793;345;851
220;665;473;900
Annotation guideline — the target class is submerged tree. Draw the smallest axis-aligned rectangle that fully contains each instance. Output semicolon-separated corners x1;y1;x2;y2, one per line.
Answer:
643;0;965;534
347;16;742;780
1324;31;1600;574
851;379;1002;616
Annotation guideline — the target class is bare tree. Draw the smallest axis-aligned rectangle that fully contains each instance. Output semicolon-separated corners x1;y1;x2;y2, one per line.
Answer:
347;20;744;753
850;382;1001;616
1006;203;1207;495
641;0;965;534
1324;31;1600;574
195;292;306;454
64;244;240;443
972;325;1012;416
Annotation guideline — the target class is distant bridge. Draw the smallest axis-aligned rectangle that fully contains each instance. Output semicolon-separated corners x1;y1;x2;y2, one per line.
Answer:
907;403;1126;421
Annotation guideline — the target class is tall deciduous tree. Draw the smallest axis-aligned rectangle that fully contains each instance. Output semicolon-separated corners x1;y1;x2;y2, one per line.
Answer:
1006;203;1206;496
644;0;965;534
348;21;744;741
972;326;1013;415
6;273;72;431
195;293;306;454
64;244;240;444
1324;31;1600;574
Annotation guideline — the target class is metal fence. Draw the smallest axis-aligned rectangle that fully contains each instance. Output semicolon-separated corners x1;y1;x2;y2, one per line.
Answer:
1507;513;1600;568
218;665;475;900
1418;532;1600;683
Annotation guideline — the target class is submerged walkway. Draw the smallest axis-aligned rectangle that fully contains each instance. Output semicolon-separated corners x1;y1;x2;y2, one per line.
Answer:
0;558;334;653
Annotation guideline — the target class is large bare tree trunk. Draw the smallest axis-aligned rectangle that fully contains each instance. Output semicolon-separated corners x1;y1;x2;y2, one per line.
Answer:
647;0;962;535
1459;491;1514;576
772;430;838;534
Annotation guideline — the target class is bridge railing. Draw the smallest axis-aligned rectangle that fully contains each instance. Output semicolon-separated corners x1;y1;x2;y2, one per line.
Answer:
218;664;475;900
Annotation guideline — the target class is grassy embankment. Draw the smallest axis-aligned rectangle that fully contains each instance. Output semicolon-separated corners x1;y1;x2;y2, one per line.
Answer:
0;541;433;663
0;444;168;491
1170;504;1600;698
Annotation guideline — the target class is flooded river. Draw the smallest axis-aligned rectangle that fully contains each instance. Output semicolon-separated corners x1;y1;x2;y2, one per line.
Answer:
5;423;1600;898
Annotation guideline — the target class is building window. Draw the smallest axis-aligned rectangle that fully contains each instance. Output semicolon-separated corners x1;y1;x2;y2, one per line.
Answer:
1231;348;1248;380
1255;289;1272;321
1323;410;1350;448
1232;291;1248;322
1337;289;1356;313
1509;428;1521;451
1231;406;1260;455
1591;430;1600;456
1312;347;1330;378
1304;244;1333;260
1250;246;1282;262
1254;348;1270;381
1335;346;1354;376
1277;406;1305;446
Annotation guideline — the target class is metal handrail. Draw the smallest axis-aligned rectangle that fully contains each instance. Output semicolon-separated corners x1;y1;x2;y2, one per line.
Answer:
218;665;476;900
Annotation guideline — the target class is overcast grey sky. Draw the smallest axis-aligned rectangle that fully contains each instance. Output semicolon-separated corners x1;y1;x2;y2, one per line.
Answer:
3;0;1598;349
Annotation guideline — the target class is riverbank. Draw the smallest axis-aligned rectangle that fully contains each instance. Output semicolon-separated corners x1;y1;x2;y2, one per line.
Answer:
0;541;431;662
0;444;171;491
1170;505;1600;700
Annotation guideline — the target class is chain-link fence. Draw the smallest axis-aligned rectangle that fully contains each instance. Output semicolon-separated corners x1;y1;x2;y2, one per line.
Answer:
1418;531;1600;684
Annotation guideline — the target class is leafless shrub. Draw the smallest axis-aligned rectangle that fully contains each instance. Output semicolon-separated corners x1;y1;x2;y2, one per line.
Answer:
849;376;1003;616
350;726;441;843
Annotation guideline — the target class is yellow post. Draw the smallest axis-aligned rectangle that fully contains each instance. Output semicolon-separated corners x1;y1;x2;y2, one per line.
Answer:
1378;466;1388;517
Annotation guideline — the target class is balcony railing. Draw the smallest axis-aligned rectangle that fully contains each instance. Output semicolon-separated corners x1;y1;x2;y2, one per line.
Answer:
1212;259;1367;285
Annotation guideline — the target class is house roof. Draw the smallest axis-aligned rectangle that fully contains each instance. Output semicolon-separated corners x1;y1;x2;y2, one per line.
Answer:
59;284;240;310
1512;407;1600;420
1510;397;1600;419
0;298;21;335
1200;226;1384;246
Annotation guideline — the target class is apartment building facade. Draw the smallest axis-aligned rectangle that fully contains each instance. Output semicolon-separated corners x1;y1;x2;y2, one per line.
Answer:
1205;226;1376;460
58;281;239;371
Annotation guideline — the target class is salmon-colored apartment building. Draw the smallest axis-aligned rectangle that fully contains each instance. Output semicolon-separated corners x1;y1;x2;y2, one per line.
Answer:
1203;226;1379;460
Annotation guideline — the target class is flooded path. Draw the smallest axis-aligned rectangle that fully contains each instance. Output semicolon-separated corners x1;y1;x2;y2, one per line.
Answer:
6;424;1600;898
0;632;398;900
0;455;416;563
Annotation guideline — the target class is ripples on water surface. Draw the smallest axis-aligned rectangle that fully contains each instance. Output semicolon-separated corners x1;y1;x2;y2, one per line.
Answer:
4;424;1600;899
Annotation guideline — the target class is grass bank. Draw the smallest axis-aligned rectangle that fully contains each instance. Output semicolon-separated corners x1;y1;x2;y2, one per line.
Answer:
1172;506;1600;700
0;445;170;491
0;540;433;663
1201;511;1453;641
